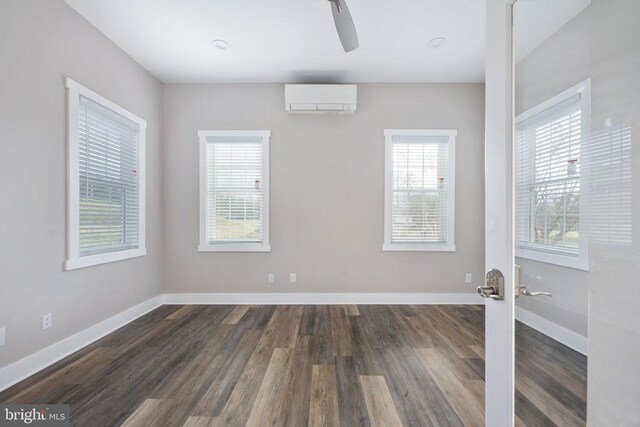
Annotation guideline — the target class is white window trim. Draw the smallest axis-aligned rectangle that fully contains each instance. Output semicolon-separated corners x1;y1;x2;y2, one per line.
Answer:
198;130;271;253
64;77;147;271
515;79;590;271
383;129;457;252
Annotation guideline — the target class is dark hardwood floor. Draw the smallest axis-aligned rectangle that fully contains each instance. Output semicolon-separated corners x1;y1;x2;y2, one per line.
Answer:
0;305;586;426
515;322;587;426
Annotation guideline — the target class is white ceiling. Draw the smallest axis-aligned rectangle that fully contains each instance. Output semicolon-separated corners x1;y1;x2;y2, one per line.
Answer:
63;0;486;83
63;0;590;84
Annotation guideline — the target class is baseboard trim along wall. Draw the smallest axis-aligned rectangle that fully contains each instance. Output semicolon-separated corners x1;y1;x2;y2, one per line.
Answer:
515;306;588;356
161;293;484;305
0;295;164;393
3;293;587;393
0;292;481;392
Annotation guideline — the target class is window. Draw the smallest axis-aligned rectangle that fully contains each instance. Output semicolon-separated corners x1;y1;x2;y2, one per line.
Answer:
198;130;270;252
65;77;146;270
515;80;590;270
383;129;456;252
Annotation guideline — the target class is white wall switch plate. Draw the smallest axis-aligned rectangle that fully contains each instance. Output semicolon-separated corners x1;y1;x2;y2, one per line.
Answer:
465;273;473;283
0;327;5;346
289;273;297;283
268;274;275;283
41;313;52;330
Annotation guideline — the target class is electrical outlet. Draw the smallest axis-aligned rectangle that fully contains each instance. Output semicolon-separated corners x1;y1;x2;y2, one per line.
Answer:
289;273;297;283
41;313;52;330
465;273;473;283
0;327;5;346
268;274;275;284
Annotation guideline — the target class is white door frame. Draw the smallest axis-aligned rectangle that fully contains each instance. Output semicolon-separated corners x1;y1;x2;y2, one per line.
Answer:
484;0;517;425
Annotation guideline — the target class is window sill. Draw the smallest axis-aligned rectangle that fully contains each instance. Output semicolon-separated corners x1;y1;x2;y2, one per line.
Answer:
516;246;589;271
65;247;146;271
382;243;456;252
198;243;271;253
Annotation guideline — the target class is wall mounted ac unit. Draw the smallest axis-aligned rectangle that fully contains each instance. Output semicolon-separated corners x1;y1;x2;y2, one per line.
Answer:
285;84;357;114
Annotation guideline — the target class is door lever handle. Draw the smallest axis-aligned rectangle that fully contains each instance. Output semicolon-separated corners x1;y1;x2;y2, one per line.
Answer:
477;285;503;300
519;284;552;297
514;265;552;298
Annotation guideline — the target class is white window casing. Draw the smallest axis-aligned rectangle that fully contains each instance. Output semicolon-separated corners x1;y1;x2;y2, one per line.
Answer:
65;77;146;270
515;79;590;271
198;130;271;252
383;129;456;252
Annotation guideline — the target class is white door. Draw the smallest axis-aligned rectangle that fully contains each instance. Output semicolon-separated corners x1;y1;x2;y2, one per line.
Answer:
483;0;516;425
485;0;640;425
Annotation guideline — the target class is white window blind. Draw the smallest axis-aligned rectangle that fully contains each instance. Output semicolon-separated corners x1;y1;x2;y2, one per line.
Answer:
384;130;456;252
65;77;146;271
516;94;583;254
589;125;632;247
199;131;270;252
78;95;141;256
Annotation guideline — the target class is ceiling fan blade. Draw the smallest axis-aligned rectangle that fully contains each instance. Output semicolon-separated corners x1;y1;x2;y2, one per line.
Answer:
330;0;359;52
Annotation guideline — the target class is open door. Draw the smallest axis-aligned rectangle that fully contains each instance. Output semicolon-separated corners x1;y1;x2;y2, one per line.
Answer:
485;0;640;425
483;0;517;425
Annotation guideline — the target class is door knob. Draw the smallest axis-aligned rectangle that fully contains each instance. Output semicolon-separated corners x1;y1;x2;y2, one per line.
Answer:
477;269;504;300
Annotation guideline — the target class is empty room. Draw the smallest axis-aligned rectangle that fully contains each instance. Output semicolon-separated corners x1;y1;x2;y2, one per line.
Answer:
1;0;638;425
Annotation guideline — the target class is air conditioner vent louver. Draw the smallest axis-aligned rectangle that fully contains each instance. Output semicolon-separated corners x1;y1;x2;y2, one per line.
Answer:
285;84;357;115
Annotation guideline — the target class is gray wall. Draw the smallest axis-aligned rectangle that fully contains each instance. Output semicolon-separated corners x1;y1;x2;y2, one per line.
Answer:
514;8;591;338
0;0;164;367
515;8;591;114
162;83;485;293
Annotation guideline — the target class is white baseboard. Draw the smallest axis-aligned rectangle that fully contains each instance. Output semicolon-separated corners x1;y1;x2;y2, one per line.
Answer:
0;292;481;393
162;292;483;305
0;295;164;393
516;306;588;356
0;292;588;397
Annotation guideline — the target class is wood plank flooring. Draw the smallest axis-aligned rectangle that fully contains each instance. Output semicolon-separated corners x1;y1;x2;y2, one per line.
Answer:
0;305;587;426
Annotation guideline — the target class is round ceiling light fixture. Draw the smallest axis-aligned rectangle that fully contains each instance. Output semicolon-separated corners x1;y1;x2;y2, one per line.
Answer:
211;39;231;50
428;37;447;49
